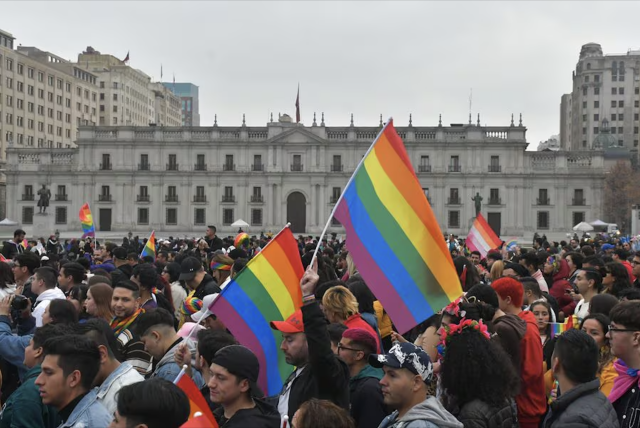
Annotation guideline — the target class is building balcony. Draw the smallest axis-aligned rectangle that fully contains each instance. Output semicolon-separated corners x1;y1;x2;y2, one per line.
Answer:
55;194;67;201
251;163;264;172
488;197;502;205
536;198;550;206
250;195;264;203
330;196;340;204
98;194;112;202
194;163;207;171
137;195;150;202
572;198;586;206
193;195;207;204
419;164;432;172
223;163;236;172
221;195;235;203
488;165;502;172
99;163;112;170
138;163;150;171
166;163;179;171
22;194;34;201
331;164;344;172
448;165;461;173
291;164;304;172
165;195;179;203
447;197;461;205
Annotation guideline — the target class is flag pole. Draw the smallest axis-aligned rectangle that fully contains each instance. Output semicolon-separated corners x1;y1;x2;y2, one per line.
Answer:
309;118;393;267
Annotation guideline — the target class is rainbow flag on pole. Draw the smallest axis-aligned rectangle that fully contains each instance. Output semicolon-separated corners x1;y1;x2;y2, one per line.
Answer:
466;213;502;258
140;231;156;261
334;119;462;334
207;226;303;396
79;203;95;238
174;367;218;428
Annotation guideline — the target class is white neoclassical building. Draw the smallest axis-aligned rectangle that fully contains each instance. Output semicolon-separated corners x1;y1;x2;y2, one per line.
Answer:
3;114;605;240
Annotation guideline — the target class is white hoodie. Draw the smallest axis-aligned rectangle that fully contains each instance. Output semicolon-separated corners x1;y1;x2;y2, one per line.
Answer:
33;287;66;327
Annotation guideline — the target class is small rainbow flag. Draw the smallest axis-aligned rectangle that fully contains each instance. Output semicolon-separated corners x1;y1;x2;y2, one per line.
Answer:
207;226;303;396
466;213;502;259
140;231;156;261
334;119;462;334
506;239;518;251
79;203;95;238
549;314;576;338
0;254;7;262
174;367;218;428
20;239;28;250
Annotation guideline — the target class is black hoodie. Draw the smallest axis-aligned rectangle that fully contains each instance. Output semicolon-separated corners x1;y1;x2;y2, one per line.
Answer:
213;398;280;428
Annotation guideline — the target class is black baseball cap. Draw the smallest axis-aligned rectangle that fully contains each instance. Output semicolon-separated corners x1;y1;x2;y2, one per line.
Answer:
212;345;264;398
179;257;203;281
112;247;128;261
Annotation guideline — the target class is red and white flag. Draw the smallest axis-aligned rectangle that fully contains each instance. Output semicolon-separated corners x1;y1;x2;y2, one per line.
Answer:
295;84;300;123
466;213;502;258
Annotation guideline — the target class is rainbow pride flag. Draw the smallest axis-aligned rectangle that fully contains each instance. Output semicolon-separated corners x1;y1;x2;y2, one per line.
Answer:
549;314;576;338
207;226;303;396
174;367;218;427
20;239;28;250
466;213;502;258
79;203;95;238
140;231;156;261
334;119;462;334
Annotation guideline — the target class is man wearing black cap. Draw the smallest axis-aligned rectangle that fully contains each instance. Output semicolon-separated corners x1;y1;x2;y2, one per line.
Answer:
110;247;133;288
208;345;280;427
179;257;220;300
371;342;462;428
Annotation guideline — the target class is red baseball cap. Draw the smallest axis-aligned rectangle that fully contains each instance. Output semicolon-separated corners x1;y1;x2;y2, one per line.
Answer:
270;309;304;334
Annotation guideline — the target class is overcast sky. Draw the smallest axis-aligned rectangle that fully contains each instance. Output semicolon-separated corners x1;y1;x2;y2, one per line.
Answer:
4;1;640;147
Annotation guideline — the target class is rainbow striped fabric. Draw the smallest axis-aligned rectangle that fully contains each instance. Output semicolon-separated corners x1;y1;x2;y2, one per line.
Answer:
334;119;462;334
207;226;303;396
20;239;28;249
79;203;95;238
466;213;502;258
549;314;576;338
140;231;156;261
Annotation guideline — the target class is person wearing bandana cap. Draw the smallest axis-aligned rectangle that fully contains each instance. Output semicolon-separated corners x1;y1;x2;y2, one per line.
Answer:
208;345;280;427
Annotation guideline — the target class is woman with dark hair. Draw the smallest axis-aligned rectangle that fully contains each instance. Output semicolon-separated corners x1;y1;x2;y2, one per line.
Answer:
162;262;186;320
454;256;481;292
440;318;519;427
580;313;618;396
41;298;79;325
603;262;632;298
292;398;355;428
589;293;620;317
530;300;555;370
67;284;90;321
0;261;16;299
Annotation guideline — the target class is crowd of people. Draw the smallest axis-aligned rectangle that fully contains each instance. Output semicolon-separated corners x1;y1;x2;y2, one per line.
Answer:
0;226;638;428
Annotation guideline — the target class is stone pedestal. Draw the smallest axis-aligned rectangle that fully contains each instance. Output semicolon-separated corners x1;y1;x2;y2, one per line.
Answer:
32;213;55;239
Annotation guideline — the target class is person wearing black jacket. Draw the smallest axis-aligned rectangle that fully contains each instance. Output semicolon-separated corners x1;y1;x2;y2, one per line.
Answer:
204;226;224;252
110;247;134;288
179;257;220;300
270;259;350;421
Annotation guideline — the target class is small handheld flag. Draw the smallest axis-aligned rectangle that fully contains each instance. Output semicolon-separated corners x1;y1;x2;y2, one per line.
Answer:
549;315;576;338
79;203;95;238
174;366;218;427
140;231;156;261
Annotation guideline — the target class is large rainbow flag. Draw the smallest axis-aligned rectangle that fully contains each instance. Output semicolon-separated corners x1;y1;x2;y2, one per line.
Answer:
207;226;303;396
140;231;156;261
79;203;95;238
466;213;502;258
334;119;462;334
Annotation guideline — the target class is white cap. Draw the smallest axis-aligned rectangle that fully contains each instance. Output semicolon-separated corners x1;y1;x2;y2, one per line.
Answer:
192;293;220;323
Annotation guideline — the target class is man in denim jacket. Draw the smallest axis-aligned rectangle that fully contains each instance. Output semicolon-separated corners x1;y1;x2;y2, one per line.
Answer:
135;308;204;387
35;335;112;428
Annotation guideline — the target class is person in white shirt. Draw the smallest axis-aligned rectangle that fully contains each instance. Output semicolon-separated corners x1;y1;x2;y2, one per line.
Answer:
31;266;65;327
574;268;603;322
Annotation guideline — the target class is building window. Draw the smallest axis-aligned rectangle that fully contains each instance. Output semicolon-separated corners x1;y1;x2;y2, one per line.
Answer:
55;207;67;225
584;75;589;83
253;154;263;171
448;211;460;228
101;154;111;170
619;100;625;108
619;114;625;121
537;211;549;229
168;154;177;170
22;207;34;225
573;189;585;206
594;87;600;95
582;127;586;135
619;127;624;134
292;154;303;171
449;188;460;204
224;154;235;171
612;87;617;95
537;189;549;205
166;208;177;225
594;101;599;108
612;114;617;121
138;208;149;225
594;127;599;134
572;212;585;226
582;87;587;96
594;114;599;121
223;208;234;225
251;209;263;226
619;87;625;95
194;208;206;226
489;188;500;205
252;186;262;203
595;74;600;83
449;155;460;172
223;186;234;202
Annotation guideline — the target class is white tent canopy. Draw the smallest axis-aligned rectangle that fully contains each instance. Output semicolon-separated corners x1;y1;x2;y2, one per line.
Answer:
231;219;249;228
0;218;18;226
573;222;594;232
589;219;609;227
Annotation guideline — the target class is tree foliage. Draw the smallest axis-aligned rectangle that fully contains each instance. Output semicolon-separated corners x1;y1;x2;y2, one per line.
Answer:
604;161;640;233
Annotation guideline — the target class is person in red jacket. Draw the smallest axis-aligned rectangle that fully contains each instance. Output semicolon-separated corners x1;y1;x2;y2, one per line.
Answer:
543;256;577;318
492;277;546;428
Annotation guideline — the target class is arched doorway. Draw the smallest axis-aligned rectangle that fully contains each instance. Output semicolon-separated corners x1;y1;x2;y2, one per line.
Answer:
287;192;306;233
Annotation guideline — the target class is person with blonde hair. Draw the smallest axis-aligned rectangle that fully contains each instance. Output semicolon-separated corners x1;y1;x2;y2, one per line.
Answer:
490;260;505;282
322;286;381;353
